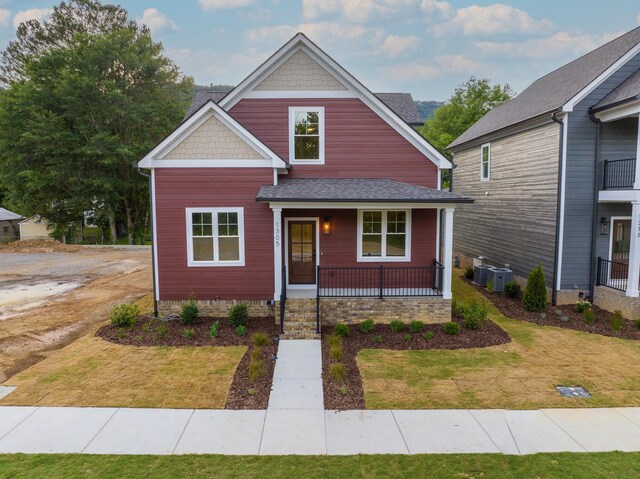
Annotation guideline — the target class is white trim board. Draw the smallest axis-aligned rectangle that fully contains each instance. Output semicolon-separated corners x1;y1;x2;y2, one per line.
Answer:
284;217;320;289
151;169;160;301
245;91;356;99
267;201;461;210
556;113;569;292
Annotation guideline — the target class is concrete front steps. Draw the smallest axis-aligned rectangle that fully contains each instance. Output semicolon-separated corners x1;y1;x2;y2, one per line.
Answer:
281;299;320;340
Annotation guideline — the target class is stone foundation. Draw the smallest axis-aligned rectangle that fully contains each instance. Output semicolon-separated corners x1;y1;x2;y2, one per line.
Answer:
157;299;274;318
318;297;451;325
593;286;640;320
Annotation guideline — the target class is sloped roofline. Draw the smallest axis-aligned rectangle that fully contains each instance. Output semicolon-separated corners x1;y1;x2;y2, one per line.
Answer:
218;33;452;170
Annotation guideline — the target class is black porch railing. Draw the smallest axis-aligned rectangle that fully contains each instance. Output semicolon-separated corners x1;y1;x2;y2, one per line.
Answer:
603;158;636;190
596;257;628;292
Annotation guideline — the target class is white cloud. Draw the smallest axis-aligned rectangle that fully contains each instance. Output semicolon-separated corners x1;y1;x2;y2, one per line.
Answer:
12;8;52;29
420;0;452;17
302;0;417;23
0;8;10;27
379;62;439;81
247;22;385;47
138;8;179;35
434;54;484;73
198;0;255;10
476;31;623;60
432;4;554;37
379;34;419;57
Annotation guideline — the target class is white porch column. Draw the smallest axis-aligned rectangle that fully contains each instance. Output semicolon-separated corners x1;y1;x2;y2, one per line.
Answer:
626;201;640;297
273;208;283;300
442;207;454;300
635;115;640;190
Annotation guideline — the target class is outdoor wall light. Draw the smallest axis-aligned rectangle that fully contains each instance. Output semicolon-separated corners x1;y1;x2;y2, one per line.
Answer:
600;217;609;235
322;216;332;235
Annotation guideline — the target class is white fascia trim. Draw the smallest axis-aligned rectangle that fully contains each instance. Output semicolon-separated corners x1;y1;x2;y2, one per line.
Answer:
563;43;640;112
289;106;325;165
556;113;569;291
268;201;459;210
151;169;160;300
356;209;412;263
594;99;640;123
598;189;640;203
218;33;452;170
138;101;286;169
151;159;275;168
185;207;246;267
245;90;356;99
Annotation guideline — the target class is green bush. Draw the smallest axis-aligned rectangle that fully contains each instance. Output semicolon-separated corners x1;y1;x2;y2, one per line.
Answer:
390;320;404;332
451;299;465;318
463;301;488;330
409;320;425;333
330;344;343;361
403;333;412;342
328;334;342;348
180;300;199;325
583;309;595;325
423;331;434;340
486;279;495;294
329;363;345;382
252;332;268;347
443;322;461;335
156;323;168;339
109;303;139;328
463;266;474;279
504;281;520;299
251;347;262;361
575;300;592;314
522;264;548;312
611;310;623;332
236;325;247;336
249;358;265;382
359;319;375;333
374;335;382;343
209;320;219;339
142;319;154;333
183;328;195;339
229;302;249;328
635;319;640;330
334;323;350;337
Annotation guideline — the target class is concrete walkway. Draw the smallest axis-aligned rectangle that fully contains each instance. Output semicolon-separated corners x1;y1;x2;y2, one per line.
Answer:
1;406;640;455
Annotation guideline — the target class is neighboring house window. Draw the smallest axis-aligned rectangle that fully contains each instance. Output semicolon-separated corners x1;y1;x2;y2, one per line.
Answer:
289;107;325;164
2;226;9;233
186;207;244;266
357;210;411;261
481;143;491;180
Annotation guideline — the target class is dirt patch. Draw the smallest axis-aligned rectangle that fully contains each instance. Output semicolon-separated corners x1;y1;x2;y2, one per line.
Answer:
462;277;640;340
321;317;511;410
0;239;90;253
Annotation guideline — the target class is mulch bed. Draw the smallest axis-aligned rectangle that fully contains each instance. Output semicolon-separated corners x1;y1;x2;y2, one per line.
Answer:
321;317;511;410
96;316;279;409
462;276;640;340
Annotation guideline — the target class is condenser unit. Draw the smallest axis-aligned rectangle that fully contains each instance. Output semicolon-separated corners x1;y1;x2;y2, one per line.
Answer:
473;265;491;286
488;267;513;292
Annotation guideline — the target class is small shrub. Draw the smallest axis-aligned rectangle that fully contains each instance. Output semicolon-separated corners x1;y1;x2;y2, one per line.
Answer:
209;320;220;339
236;325;247;336
463;266;474;279
486;279;495;294
334;323;350;337
247;388;257;396
451;299;465;318
423;331;434;340
156;323;168;338
328;334;343;348
339;386;350;395
390;320;404;332
522;264;548;312
109;303;139;328
575;300;592;314
635;319;640;330
330;345;343;361
443;322;460;335
180;301;199;325
229;302;249;328
183;328;196;339
329;363;345;382
249;358;265;382
133;335;142;343
142;319;154;333
583;309;595;325
359;319;375;333
251;347;262;361
252;332;268;347
611;310;623;332
403;333;412;342
463;300;487;330
539;312;547;321
374;335;382;343
409;320;425;333
116;328;127;340
504;281;520;299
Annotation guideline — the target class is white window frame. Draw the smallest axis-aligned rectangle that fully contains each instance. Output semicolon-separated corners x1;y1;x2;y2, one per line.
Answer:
289;106;325;165
480;143;491;181
357;209;411;262
185;207;245;267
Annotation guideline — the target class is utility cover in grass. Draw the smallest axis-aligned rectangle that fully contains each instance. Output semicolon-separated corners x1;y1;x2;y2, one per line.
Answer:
555;386;592;398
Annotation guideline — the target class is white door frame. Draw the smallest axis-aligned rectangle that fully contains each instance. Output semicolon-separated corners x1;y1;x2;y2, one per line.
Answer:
608;216;632;263
284;217;320;290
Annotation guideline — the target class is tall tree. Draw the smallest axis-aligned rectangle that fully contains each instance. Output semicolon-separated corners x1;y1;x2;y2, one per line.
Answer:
421;77;514;155
0;0;192;243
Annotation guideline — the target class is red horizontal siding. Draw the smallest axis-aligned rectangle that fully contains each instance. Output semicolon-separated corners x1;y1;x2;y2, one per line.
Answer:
155;168;274;300
229;98;438;188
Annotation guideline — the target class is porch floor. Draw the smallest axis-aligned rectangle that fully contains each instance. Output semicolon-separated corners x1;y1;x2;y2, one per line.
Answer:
286;287;441;299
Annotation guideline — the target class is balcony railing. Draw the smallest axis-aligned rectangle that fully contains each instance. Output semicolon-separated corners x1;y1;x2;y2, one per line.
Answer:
596;257;628;292
603;158;636;190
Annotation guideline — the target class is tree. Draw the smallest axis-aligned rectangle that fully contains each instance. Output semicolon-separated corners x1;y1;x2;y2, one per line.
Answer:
0;0;193;243
522;264;548;312
421;77;514;155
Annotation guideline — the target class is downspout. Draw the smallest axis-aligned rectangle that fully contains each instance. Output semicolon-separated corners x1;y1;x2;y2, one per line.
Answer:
137;168;159;318
588;111;602;302
551;111;565;306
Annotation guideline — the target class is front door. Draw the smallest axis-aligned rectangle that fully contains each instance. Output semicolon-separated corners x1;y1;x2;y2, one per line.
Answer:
611;219;631;279
288;221;316;284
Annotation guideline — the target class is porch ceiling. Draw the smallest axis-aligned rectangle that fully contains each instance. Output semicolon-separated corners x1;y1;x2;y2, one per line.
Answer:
256;178;473;204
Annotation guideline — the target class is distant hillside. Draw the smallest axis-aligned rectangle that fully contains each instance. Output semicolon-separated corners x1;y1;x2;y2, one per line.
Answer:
415;100;444;123
194;84;234;93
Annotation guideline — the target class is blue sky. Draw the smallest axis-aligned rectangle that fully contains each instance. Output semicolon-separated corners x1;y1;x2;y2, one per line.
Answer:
0;0;639;100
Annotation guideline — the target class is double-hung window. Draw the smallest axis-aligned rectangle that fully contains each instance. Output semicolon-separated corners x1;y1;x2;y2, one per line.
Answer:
481;143;491;180
186;207;244;266
358;210;411;261
289;107;324;164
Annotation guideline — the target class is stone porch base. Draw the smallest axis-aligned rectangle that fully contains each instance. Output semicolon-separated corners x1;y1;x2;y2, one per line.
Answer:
593;285;640;319
157;299;275;319
318;297;451;325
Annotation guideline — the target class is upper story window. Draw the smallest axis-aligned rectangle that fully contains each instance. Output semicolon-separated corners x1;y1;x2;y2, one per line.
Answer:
357;209;411;262
481;143;491;181
289;107;325;165
186;207;245;267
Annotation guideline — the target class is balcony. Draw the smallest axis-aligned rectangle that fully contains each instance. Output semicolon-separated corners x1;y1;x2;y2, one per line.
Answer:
603;158;636;190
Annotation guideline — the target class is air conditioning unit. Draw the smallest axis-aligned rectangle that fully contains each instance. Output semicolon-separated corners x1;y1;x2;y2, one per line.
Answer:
473;265;491;286
488;267;513;292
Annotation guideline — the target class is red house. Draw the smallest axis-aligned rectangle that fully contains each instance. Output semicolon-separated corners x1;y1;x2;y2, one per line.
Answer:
139;34;472;338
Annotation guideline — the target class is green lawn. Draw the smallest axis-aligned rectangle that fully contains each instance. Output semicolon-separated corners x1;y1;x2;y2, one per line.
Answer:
0;452;639;478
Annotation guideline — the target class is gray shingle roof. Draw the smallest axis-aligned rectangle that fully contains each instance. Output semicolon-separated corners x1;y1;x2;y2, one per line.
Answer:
374;93;422;125
0;207;23;222
184;91;229;119
449;27;640;149
256;178;473;203
594;68;640;110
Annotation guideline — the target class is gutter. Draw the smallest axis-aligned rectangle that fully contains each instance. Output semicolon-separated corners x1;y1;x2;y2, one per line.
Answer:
588;111;602;302
551;110;565;306
137;168;159;318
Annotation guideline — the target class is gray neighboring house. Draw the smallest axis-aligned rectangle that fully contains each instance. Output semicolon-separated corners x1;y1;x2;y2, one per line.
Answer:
448;26;640;318
0;207;23;241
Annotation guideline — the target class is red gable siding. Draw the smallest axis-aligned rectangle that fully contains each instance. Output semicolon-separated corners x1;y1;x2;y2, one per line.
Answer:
229;98;438;188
